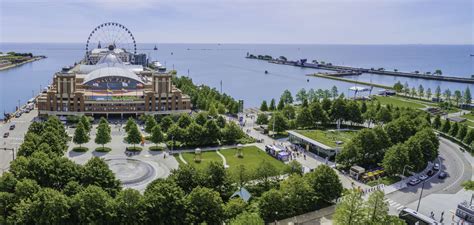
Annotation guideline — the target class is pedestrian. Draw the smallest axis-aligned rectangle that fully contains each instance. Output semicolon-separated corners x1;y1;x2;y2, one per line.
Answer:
441;211;444;217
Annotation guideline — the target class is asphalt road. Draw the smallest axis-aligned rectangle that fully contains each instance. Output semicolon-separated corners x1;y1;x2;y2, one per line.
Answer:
386;137;472;214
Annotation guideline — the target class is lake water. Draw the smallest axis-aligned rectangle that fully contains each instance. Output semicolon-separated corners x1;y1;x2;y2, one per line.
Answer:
1;43;473;118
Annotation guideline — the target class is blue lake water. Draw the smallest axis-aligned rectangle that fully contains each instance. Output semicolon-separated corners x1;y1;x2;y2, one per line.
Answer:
1;43;473;118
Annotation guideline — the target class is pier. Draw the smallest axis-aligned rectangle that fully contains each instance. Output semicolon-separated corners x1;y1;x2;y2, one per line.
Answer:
306;73;393;90
246;55;474;84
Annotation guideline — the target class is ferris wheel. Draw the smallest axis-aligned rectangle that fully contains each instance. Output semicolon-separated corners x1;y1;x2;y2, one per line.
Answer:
85;22;137;59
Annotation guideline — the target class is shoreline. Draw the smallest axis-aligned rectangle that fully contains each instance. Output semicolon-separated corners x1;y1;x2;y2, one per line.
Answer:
0;56;46;71
306;73;393;90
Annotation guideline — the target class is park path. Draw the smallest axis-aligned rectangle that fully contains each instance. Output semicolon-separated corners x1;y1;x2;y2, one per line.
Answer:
216;150;229;168
178;153;188;165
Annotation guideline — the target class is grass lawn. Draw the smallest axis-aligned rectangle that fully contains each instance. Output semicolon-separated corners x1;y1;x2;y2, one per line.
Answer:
461;113;474;120
374;96;425;109
180;151;223;170
219;146;288;175
296;129;358;147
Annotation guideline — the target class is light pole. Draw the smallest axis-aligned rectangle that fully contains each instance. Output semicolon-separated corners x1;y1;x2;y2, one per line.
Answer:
416;180;426;211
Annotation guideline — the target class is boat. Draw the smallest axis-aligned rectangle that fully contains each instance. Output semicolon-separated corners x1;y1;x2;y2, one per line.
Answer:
471;54;474;57
264;70;268;74
153;45;157;50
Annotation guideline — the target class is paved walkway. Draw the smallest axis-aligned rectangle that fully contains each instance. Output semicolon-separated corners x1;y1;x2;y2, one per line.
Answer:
216;150;229;168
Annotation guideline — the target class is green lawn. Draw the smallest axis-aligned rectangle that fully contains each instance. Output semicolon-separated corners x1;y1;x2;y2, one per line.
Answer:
296;129;358;148
175;146;288;177
366;176;401;187
220;146;288;175
179;151;223;170
374;96;425;109
461;113;474;120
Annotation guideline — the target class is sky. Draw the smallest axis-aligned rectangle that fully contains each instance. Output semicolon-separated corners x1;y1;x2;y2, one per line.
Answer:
0;0;473;44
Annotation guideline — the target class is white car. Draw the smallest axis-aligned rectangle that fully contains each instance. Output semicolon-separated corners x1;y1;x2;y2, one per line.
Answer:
433;163;440;171
419;175;428;181
408;178;421;186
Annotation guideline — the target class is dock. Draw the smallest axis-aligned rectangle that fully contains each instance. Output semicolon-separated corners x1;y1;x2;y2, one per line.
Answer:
306;73;393;90
246;55;474;84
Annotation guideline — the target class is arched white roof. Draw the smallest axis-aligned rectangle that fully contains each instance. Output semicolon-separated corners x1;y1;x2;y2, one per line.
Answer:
97;53;123;65
83;67;144;84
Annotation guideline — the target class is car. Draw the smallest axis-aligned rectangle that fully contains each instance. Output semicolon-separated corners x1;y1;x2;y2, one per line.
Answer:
408;178;421;186
426;169;434;176
433;163;440;171
3;132;9;138
9;124;15;130
438;172;447;179
419;175;429;181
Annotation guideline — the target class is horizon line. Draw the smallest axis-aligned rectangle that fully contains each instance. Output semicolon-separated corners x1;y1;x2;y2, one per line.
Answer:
1;42;473;46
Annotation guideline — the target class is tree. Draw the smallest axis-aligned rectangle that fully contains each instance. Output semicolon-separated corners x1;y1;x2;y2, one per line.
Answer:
435;85;441;101
277;98;285;111
143;179;186;225
82;157;121;196
393;81;403;93
159;116;174;132
185;122;205;146
441;119;451;133
434;69;443;76
449;122;459;136
410;87;417;98
125;123;142;149
177;113;192;128
150;125;164;148
457;124;468;141
454;90;462;106
268;112;288;134
144;116;157;133
269;98;276;111
364;190;389;224
418;85;424;99
195;112;207;126
282;104;296;120
462;180;474;190
216;115;226;128
258;189;288;222
71;185;114;225
296;88;308;103
296;107;313;129
224;198;247;221
208;104;218;117
260;100;268;111
73;122;89;148
375;107;392;124
285;160;303;176
169;164;202;193
222;122;244;144
114;189;145;225
346;101;363;125
124;117;135;132
185;187;225;225
167;124;185;145
330;97;347;125
403;82;410;96
444;89;452;105
95;122;111;150
382;143;409;175
280;175;315;215
280;89;293;104
464;129;474;145
80;115;91;133
305;165;343;203
309;101;328;127
307;88;316;102
426;88;432;100
229;212;264;225
333;189;365;225
464;87;472;104
15;188;70;225
204;120;221;145
256;113;268;125
433;115;442;129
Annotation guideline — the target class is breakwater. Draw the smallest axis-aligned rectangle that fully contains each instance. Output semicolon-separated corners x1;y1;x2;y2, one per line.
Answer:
246;54;474;84
306;73;393;90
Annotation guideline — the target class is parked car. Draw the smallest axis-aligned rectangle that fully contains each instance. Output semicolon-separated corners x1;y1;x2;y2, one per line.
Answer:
9;124;15;130
438;172;447;179
419;175;429;181
408;178;421;186
433;163;440;171
426;169;434;176
3;132;10;138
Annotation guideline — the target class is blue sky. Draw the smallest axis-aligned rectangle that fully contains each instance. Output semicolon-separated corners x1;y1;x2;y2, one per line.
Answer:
0;0;472;44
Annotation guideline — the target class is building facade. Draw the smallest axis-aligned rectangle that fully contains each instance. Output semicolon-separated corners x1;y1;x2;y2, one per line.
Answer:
37;49;191;118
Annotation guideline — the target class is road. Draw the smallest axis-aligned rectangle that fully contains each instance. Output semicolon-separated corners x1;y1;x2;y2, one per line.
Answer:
385;137;472;218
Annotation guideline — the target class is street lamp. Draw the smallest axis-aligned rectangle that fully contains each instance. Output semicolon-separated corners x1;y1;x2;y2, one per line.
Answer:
416;180;426;211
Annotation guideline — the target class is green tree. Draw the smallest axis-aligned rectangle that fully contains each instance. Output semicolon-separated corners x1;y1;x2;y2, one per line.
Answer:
71;185;114;225
464;87;472;104
382;143;409;175
185;187;225;225
457;124;468;141
260;100;268;111
277;98;285;111
159;116;174;132
73;122;89;148
167;124;185;146
229;212;264;225
124;117;135;132
280;175;316;215
285;160;303;176
454;90;462;106
169;164;202;194
268;112;288;134
185;122;205;146
418;85;424;99
204;120;221;145
223;198;247;221
144;116;157;133
296;107;313;129
222;122;244;144
143;179;186;225
269;98;276;111
216;115;226;128
258;189;288;222
464;129;474;145
282;104;296;120
449;122;459;136
393;81;403;93
95;122;111;150
435;85;442;100
114;189;145;225
150;125;164;148
441;119;451;133
309;101;328;128
280;89;293;104
82;157;121;196
296;88;308;103
462;180;474;190
125;123;142;149
256;113;269;125
305;164;343;203
331;85;339;99
330;97;347;125
195;112;208;126
80;115;91;133
333;189;365;225
177;113;193;128
432;115;442;129
208;104;218;118
426;88;432;99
